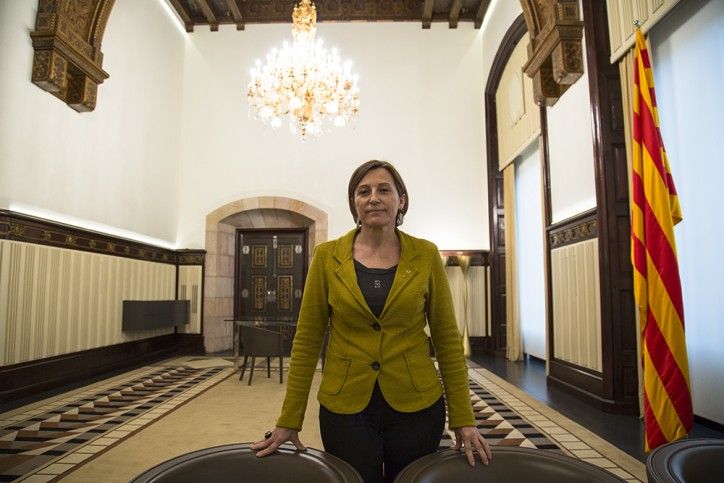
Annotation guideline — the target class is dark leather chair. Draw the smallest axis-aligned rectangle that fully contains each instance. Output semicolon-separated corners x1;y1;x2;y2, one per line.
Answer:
238;325;284;385
393;447;627;483
130;443;363;483
647;438;724;483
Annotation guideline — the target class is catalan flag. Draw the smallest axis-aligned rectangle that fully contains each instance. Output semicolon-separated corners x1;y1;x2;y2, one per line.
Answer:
631;28;692;452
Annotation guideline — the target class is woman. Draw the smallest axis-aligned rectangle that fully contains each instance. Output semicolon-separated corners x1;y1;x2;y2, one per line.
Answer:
252;160;491;482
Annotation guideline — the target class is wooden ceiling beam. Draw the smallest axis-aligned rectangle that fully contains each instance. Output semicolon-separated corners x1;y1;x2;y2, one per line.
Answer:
422;0;434;29
168;0;194;32
196;0;218;31
225;0;244;30
449;0;463;29
475;0;492;29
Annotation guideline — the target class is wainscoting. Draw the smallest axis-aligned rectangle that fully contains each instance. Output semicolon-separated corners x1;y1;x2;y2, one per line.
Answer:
0;210;205;403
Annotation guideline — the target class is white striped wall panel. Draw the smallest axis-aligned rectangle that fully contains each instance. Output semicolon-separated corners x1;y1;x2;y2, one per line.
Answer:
607;0;680;62
446;266;490;337
0;239;176;366
551;239;602;371
178;265;202;334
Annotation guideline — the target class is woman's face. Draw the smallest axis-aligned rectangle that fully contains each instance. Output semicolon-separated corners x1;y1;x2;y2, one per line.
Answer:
353;168;406;229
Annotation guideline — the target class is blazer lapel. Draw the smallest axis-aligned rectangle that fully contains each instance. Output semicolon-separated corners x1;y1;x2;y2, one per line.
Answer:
333;230;374;317
380;231;419;319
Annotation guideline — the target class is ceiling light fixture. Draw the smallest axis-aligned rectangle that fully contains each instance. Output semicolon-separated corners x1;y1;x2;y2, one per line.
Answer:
247;0;360;140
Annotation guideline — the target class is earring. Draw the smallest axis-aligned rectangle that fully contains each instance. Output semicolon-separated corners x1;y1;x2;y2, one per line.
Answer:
356;217;362;228
396;212;404;226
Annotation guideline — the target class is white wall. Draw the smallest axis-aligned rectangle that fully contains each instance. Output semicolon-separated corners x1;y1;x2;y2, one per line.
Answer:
546;34;597;223
515;141;546;360
480;0;596;226
649;0;724;425
175;22;487;250
0;0;185;245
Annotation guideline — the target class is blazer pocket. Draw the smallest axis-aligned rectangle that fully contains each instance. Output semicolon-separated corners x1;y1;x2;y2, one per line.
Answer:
319;351;351;395
404;350;438;391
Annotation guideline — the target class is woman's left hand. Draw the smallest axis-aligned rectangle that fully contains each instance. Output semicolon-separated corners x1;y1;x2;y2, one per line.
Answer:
453;426;492;466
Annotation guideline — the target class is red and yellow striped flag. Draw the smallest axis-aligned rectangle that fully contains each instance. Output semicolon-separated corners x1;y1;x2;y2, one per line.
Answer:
631;28;692;452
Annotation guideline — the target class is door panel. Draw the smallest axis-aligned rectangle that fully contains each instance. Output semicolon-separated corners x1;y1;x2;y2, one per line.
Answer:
236;230;307;354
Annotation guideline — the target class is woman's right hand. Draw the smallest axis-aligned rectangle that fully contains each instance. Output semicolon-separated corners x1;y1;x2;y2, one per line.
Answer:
251;427;307;457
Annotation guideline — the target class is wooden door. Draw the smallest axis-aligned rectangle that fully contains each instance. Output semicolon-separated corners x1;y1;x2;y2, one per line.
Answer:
235;229;307;353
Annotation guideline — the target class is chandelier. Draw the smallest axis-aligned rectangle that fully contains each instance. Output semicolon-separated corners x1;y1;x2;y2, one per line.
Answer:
247;0;360;140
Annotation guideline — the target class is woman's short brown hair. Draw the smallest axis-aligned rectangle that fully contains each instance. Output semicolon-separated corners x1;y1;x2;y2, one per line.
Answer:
347;160;409;224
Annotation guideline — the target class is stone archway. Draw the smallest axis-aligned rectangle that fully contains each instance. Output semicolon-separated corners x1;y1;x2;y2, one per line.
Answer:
203;197;328;353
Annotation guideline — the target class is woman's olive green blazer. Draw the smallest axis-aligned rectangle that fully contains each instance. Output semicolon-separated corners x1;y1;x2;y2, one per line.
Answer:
277;229;474;431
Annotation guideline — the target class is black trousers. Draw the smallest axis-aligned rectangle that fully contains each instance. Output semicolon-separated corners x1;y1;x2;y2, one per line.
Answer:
319;383;445;483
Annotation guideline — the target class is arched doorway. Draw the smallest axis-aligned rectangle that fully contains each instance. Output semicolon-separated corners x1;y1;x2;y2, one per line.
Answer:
203;197;327;353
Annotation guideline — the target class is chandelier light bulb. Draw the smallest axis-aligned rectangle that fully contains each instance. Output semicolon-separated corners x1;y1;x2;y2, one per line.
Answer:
246;0;359;140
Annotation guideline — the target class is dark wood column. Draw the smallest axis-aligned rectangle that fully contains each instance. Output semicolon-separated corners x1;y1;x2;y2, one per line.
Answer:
547;0;638;414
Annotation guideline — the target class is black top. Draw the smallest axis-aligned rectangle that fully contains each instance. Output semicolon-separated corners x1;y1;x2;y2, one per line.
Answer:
354;259;397;318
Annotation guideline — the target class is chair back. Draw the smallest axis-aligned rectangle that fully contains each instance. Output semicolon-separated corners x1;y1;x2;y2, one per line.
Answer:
239;325;282;356
394;447;627;482
131;443;363;483
647;438;724;483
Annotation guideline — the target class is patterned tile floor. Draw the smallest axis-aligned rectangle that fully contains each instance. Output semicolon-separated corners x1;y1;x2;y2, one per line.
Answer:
467;368;643;482
0;359;233;482
0;358;644;482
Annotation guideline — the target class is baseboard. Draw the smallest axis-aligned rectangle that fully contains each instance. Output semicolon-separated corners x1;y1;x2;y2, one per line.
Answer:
695;415;724;433
469;336;496;355
546;360;639;414
0;335;180;404
175;333;205;355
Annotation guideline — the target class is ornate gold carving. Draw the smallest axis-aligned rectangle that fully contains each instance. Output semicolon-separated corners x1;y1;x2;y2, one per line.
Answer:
278;275;293;311
30;0;115;112
252;245;268;268
9;223;26;237
107;242;115;251
550;219;597;248
179;255;204;265
65;234;76;245
89;239;96;248
42;230;53;240
277;245;294;269
521;0;583;106
252;276;267;311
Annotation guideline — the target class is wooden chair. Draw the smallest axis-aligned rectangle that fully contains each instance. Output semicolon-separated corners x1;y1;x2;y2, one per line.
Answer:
238;325;284;385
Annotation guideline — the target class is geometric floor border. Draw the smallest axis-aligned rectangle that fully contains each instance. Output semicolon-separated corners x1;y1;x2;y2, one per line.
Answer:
1;359;645;482
466;368;644;482
439;376;564;452
0;361;233;482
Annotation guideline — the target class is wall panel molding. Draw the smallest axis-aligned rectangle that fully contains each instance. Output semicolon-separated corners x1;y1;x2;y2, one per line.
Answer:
548;209;597;249
0;210;178;265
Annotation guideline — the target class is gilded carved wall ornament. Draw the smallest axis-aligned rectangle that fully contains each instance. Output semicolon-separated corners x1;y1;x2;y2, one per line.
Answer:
30;0;116;112
9;223;26;237
519;0;584;106
550;219;597;249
